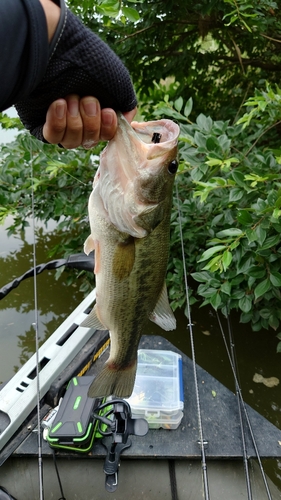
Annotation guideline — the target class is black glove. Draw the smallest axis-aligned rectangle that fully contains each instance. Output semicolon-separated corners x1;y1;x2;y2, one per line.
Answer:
15;0;137;142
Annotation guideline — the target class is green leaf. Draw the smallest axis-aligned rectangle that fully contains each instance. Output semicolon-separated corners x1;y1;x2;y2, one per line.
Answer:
240;311;253;323
277;341;281;353
194;131;206;148
259;234;280;250
255;226;267;246
247;266;265;278
206;137;220;152
174;97;184;112
222;250;232;271
270;271;281;287
210;291;222;310
221;281;231;295
198;245;226;262
205;158;222;166
122;6;140;21
196;114;212;132
254;278;271;300
237;210;253;225
202;254;222;271
269;315;279;330
184;97;193;118
245;228;257;243
216;228;243;238
229;188;244;202
239;295;252;313
191;271;210;283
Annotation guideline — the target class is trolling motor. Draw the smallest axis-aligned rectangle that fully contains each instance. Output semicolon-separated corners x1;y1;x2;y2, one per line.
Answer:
95;399;149;492
0;252;95;300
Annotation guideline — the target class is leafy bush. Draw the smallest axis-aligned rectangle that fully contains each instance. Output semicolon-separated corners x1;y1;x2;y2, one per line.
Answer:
150;83;281;349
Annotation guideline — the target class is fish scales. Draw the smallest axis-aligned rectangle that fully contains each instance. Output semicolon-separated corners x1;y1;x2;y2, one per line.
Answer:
82;113;180;398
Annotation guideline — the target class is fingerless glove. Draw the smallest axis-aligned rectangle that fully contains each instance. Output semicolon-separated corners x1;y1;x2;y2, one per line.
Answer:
16;0;137;141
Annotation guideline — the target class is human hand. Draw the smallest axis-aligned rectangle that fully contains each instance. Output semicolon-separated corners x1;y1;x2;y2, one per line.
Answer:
15;5;137;143
43;96;137;148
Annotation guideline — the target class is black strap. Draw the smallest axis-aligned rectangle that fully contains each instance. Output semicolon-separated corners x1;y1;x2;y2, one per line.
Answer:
168;460;178;500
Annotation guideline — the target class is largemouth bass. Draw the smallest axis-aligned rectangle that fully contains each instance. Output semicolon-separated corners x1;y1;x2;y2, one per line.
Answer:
82;113;180;398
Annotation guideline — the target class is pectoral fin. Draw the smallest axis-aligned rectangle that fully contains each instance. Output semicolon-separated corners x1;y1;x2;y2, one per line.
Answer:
81;304;107;330
149;283;176;331
84;235;95;255
84;236;101;274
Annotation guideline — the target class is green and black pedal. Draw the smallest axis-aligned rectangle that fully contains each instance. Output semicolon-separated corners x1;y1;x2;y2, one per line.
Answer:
46;376;102;453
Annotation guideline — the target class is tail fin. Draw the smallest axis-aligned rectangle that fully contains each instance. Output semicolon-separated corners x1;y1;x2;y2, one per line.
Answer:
88;361;137;398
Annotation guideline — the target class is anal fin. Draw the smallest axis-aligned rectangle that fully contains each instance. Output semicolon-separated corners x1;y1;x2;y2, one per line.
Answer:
81;304;107;330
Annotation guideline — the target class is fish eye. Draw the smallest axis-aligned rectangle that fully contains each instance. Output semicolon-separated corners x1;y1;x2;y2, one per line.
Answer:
168;159;178;174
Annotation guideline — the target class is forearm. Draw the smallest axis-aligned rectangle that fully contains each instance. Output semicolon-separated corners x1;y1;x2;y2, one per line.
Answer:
0;0;49;112
39;0;60;42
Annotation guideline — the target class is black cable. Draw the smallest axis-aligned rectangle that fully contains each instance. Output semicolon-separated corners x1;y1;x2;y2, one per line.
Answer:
0;252;95;300
51;449;66;500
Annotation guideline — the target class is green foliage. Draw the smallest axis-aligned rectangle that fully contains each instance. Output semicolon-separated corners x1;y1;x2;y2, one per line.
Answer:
151;84;281;342
2;0;281;350
68;0;281;120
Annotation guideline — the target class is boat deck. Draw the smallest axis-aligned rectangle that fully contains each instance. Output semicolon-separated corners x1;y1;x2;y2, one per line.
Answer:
1;335;281;499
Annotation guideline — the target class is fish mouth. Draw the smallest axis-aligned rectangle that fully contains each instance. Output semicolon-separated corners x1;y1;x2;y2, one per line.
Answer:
131;117;179;148
96;113;180;238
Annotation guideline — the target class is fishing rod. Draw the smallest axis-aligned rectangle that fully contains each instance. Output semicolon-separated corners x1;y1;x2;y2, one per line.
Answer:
226;315;252;500
175;181;210;500
216;312;273;500
30;149;44;500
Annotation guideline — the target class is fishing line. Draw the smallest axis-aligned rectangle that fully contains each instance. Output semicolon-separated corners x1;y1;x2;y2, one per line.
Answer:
175;180;210;500
226;315;252;500
30;143;44;500
216;312;273;500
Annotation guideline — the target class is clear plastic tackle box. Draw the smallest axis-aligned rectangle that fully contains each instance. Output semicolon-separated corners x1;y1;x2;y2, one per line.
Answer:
126;349;184;430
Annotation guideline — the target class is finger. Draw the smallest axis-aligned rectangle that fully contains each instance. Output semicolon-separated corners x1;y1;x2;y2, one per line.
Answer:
60;94;83;149
43;99;67;144
79;97;102;148
123;107;137;124
100;109;118;142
